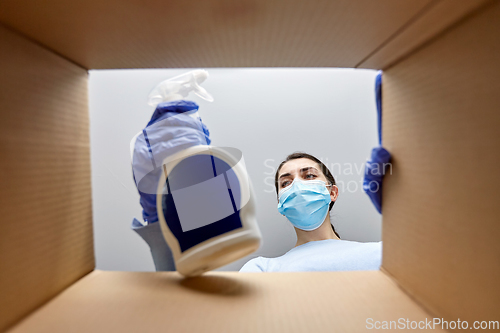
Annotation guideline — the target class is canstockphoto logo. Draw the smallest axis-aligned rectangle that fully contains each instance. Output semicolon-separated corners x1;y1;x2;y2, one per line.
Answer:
263;158;392;194
366;318;500;330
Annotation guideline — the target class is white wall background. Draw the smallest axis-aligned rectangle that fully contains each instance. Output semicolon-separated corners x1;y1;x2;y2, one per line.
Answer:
89;68;381;272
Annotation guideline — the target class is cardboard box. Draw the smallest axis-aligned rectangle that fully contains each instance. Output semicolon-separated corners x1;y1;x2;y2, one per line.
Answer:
0;0;498;331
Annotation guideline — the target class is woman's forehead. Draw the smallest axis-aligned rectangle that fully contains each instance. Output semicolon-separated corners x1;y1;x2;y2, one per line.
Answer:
279;158;321;176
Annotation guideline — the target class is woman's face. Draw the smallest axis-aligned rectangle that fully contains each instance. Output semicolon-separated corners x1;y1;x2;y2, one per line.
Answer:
277;158;331;192
277;157;339;208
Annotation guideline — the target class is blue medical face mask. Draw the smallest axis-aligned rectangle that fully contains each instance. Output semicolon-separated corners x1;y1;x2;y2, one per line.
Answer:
277;178;332;231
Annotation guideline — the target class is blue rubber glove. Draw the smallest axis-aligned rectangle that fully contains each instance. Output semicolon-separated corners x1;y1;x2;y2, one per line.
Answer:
132;100;211;223
363;72;391;213
363;147;391;213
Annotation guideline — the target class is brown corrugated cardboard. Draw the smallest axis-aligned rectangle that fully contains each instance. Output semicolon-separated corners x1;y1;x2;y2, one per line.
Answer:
382;0;500;323
8;270;443;332
0;0;432;69
357;0;493;69
0;0;499;332
0;25;94;331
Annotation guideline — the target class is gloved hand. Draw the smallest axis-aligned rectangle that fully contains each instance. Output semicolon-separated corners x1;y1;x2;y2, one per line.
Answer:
363;71;392;214
132;100;211;223
363;147;391;214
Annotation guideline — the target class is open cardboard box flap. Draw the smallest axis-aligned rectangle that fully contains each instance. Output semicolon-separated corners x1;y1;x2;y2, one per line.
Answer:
8;270;435;332
0;0;499;332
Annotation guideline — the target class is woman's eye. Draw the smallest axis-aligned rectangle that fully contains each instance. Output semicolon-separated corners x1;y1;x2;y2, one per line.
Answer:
305;174;316;179
281;181;291;187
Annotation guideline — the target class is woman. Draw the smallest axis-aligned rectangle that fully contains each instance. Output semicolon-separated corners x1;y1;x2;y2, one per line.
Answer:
239;152;381;272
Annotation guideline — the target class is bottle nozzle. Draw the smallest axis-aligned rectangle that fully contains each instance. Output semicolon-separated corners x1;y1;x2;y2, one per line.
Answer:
148;69;214;106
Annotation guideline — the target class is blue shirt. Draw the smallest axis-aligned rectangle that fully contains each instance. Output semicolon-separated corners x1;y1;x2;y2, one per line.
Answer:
239;239;382;272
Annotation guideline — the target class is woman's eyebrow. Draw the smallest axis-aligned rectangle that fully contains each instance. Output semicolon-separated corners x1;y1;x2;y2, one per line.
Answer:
278;172;292;180
300;167;318;173
279;167;318;180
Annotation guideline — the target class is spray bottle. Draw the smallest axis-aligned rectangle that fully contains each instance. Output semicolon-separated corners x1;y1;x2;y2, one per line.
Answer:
146;70;262;277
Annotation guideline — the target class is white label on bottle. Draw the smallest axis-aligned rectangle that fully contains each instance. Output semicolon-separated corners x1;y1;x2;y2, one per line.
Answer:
172;173;236;232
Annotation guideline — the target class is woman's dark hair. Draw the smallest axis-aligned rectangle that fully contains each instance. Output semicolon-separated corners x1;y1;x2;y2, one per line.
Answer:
274;152;341;239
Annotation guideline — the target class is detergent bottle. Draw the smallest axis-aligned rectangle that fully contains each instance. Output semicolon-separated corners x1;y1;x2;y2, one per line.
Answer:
146;70;262;277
